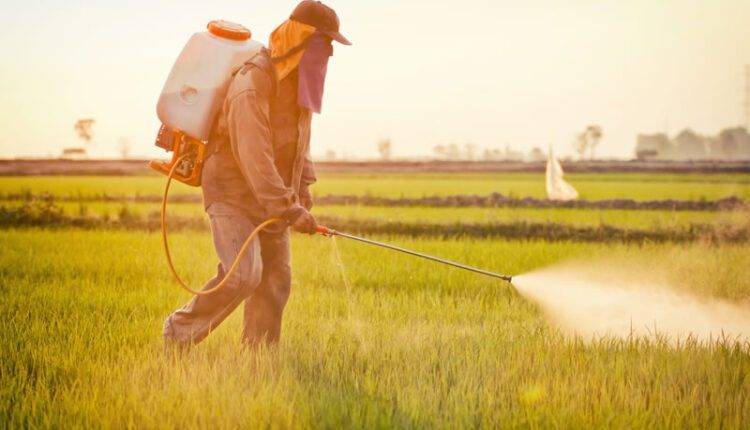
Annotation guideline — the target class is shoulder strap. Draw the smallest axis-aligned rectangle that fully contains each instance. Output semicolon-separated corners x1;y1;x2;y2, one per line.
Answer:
237;48;278;96
207;49;277;160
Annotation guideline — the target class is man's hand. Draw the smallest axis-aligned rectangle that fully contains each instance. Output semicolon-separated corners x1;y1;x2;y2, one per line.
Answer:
291;210;317;234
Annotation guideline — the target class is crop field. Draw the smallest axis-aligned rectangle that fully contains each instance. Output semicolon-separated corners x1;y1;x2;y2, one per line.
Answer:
4;199;749;230
2;171;749;428
2;171;749;200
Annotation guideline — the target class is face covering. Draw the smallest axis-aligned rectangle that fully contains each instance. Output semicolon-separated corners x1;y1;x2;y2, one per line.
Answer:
270;19;316;81
297;32;333;114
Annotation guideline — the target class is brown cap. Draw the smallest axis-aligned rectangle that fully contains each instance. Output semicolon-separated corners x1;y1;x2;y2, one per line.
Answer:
290;0;352;46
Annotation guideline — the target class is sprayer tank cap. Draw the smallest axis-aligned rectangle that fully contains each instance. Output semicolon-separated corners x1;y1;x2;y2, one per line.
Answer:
207;20;252;41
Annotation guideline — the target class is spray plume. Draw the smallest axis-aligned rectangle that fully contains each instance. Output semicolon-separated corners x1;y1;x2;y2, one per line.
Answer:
513;263;750;346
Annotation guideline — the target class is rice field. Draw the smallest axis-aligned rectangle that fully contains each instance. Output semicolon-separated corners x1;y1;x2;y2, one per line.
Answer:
1;171;749;428
3;199;747;232
2;171;749;200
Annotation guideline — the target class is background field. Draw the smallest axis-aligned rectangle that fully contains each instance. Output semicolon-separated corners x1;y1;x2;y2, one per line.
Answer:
3;199;748;228
2;172;749;200
1;171;749;428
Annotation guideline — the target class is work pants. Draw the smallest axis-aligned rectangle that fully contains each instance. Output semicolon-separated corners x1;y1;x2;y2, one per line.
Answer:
163;202;292;346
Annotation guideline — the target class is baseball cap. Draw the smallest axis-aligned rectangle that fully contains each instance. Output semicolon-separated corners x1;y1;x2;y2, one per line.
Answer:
290;1;352;46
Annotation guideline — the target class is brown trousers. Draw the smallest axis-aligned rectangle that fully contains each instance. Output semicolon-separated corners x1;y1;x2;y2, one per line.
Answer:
163;202;291;346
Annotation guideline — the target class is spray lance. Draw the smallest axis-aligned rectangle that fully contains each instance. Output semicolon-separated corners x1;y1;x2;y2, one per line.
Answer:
314;225;513;283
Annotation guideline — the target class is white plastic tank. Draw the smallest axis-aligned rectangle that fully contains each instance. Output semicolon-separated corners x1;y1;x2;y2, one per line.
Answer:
157;20;263;141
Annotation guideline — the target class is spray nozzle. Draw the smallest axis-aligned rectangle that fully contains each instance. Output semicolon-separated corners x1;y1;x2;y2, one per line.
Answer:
316;225;335;237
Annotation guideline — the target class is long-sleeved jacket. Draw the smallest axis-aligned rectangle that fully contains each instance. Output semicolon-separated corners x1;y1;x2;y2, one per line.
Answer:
202;51;316;224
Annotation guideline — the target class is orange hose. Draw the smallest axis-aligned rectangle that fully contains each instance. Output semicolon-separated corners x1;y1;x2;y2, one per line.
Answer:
160;155;283;295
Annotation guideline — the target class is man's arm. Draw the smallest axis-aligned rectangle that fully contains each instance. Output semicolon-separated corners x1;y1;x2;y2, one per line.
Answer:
299;150;316;210
225;77;304;223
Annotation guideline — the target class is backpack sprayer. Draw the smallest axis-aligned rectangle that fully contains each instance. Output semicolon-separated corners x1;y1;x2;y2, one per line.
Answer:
150;20;263;186
153;21;513;296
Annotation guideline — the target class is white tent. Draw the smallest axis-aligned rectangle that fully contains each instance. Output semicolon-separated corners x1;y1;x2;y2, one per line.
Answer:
546;147;578;201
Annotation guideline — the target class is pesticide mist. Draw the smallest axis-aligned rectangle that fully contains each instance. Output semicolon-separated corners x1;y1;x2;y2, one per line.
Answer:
513;263;750;345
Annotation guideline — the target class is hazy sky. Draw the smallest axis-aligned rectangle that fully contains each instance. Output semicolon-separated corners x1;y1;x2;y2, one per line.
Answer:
1;0;748;159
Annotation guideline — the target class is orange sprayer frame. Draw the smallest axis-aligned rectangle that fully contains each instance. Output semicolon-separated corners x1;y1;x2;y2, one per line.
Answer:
149;128;206;187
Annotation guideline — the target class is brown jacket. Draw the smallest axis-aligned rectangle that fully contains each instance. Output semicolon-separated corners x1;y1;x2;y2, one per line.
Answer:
202;51;316;223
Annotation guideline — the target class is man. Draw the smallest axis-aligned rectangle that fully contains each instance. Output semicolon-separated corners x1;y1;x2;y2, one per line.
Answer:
163;1;351;348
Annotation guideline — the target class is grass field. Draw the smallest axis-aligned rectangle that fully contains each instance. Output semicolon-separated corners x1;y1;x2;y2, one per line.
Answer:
2;229;749;428
2;172;749;200
2;172;749;428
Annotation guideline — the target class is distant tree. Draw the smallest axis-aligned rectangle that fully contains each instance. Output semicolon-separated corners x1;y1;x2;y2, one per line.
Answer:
60;147;87;159
118;138;131;159
446;143;460;160
377;138;392;160
672;129;708;160
63;118;95;158
74;119;95;145
716;130;738;158
325;149;337;161
528;147;545;162
464;143;477;160
433;145;446;160
573;125;603;160
481;148;505;161
503;144;524;162
712;128;750;159
573;132;588;160
635;133;671;160
586;125;603;159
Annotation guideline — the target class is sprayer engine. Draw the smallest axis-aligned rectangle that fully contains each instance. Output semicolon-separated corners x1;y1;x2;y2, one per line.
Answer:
149;126;206;186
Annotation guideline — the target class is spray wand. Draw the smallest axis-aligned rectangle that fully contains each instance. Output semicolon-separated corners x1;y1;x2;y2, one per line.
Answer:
315;225;513;283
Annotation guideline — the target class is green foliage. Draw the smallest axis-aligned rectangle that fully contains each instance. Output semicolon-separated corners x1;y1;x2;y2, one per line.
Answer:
0;195;67;227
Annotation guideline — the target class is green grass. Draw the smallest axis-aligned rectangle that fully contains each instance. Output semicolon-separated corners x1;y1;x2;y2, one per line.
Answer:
4;200;747;232
3;171;750;427
2;172;749;200
0;175;199;198
314;205;750;231
1;229;749;428
314;172;750;201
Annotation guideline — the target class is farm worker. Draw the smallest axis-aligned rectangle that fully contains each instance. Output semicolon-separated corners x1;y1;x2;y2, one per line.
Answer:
163;1;351;348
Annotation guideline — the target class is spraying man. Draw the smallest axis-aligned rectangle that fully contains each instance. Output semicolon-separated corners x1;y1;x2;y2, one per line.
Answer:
163;1;351;348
